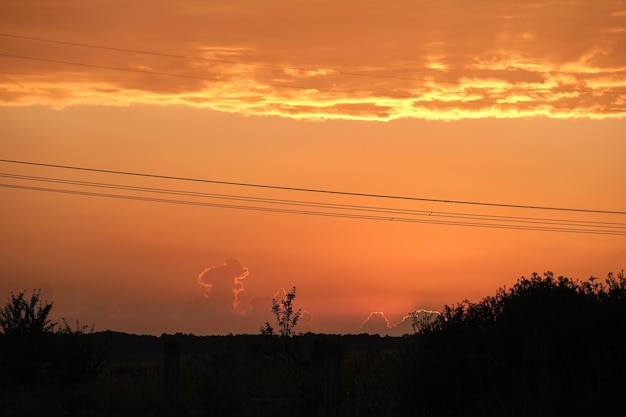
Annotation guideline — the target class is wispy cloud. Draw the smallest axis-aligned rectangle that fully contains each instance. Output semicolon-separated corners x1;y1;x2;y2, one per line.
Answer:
1;0;624;119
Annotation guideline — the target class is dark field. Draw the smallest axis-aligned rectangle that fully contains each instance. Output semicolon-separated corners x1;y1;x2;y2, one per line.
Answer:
2;332;406;417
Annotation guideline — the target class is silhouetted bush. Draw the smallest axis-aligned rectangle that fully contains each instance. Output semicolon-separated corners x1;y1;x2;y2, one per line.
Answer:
0;290;107;390
51;318;108;385
0;289;57;386
396;271;626;417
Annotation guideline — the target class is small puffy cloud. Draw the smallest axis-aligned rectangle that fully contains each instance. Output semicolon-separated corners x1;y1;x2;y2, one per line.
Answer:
407;309;441;331
387;309;441;336
388;315;415;336
358;312;392;336
357;309;440;336
197;258;249;314
188;262;311;335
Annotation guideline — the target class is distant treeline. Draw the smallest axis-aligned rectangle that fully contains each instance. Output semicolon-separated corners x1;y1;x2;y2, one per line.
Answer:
87;331;404;361
1;270;625;416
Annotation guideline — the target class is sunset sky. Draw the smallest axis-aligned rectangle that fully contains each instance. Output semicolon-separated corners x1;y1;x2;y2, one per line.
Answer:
1;0;625;336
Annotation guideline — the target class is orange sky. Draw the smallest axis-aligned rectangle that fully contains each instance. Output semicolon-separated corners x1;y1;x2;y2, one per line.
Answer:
1;1;625;335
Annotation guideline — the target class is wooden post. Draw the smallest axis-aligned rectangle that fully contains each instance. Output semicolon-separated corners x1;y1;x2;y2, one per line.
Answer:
164;341;180;417
326;343;340;417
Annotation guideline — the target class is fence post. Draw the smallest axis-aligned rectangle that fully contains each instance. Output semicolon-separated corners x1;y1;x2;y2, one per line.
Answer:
326;343;340;417
164;341;180;417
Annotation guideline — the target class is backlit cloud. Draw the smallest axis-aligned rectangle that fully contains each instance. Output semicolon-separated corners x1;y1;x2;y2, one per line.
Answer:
189;264;314;334
197;258;249;315
358;312;392;335
0;0;624;120
358;309;441;336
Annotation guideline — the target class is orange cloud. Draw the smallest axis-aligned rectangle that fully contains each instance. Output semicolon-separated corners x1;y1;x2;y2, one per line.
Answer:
358;309;441;336
0;1;624;119
358;312;391;335
197;258;249;315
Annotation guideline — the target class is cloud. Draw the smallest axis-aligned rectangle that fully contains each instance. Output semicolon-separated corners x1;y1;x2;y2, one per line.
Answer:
399;309;441;335
388;315;415;337
357;312;392;336
0;0;624;119
197;258;249;315
357;309;440;336
186;262;313;335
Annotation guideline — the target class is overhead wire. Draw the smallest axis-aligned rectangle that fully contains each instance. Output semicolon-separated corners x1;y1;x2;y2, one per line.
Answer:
1;181;624;235
1;35;624;231
2;172;625;231
1;160;625;236
2;159;625;216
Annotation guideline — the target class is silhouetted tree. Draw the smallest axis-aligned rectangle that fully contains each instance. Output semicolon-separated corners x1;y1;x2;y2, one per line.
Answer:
0;289;106;388
260;321;275;336
0;289;55;335
396;271;626;417
259;286;303;377
0;289;56;386
264;286;302;338
52;318;108;384
408;309;439;333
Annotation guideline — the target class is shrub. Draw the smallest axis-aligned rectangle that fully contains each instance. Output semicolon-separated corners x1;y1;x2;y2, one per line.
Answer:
0;289;107;389
396;271;626;416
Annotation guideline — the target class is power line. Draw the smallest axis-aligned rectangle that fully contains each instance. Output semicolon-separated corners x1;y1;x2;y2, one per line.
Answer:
2;158;625;216
2;182;624;235
3;172;624;231
1;33;624;96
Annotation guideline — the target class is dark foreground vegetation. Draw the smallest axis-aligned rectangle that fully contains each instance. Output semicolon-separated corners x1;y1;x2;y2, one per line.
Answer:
1;271;625;416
